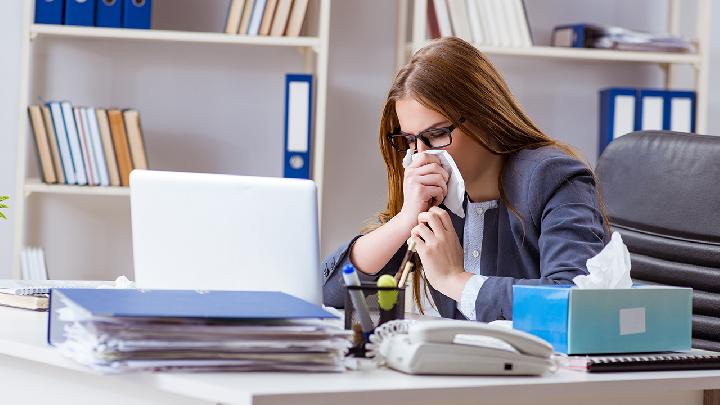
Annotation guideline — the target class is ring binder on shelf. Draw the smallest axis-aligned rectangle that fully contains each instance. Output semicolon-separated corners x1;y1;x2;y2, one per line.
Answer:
283;74;313;179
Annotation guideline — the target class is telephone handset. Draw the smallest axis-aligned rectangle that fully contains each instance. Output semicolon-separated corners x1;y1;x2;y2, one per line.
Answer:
373;320;554;375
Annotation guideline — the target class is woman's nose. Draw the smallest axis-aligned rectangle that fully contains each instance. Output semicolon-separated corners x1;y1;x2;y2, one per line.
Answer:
416;139;429;153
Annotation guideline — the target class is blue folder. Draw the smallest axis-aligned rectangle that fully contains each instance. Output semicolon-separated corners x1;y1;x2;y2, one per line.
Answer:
123;0;152;29
35;0;64;24
64;0;95;26
283;74;313;179
598;87;636;155
96;0;123;28
48;289;336;345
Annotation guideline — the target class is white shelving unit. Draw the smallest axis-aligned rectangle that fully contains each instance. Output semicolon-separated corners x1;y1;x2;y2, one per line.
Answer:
12;0;331;278
396;0;712;134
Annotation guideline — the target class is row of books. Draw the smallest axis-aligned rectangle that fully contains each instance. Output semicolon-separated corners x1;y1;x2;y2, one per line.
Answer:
428;0;532;47
224;0;309;37
27;102;148;187
35;0;152;30
552;24;695;53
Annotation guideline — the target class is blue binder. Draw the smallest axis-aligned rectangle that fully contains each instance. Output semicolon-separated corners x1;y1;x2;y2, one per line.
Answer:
551;23;588;48
64;0;95;26
123;0;152;29
598;88;636;155
96;0;123;28
284;74;313;179
48;289;337;345
35;0;64;24
636;89;667;131
667;90;696;133
635;89;696;133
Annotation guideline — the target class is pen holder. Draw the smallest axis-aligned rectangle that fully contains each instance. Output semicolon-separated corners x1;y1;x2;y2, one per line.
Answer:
344;282;405;357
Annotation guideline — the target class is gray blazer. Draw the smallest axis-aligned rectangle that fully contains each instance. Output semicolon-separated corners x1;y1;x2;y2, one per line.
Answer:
321;146;608;322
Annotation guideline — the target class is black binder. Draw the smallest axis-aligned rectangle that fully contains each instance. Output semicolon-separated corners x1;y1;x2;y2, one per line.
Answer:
566;350;720;372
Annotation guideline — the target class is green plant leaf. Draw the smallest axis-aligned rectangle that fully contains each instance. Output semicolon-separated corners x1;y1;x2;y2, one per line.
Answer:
0;212;6;220
0;205;7;209
0;196;8;201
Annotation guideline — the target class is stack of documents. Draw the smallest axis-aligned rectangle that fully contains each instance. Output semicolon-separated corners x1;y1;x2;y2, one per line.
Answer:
552;24;695;53
48;289;352;373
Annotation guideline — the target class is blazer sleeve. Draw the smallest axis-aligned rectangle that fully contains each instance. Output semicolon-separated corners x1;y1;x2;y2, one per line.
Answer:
473;155;607;321
322;235;408;308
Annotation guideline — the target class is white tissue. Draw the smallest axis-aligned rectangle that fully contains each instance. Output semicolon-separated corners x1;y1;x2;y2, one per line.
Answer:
96;275;136;289
403;149;466;218
573;232;632;289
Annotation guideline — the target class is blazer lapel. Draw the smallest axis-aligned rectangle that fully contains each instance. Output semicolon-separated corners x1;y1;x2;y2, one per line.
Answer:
426;204;466;318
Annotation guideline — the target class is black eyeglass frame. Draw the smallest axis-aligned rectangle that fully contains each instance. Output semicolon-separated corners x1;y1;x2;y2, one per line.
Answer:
386;117;466;151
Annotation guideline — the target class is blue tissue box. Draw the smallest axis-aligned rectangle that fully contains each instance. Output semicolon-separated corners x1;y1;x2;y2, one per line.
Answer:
512;285;692;354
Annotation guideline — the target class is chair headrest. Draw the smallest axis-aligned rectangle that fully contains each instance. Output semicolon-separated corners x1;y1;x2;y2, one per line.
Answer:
596;131;720;243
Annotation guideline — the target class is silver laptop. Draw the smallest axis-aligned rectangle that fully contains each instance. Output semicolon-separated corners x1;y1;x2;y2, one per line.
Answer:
129;170;322;304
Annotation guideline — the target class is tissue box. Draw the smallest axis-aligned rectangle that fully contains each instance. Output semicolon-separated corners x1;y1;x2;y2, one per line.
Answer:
512;285;692;354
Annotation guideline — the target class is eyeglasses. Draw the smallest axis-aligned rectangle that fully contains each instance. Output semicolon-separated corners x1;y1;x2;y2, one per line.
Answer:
386;117;465;152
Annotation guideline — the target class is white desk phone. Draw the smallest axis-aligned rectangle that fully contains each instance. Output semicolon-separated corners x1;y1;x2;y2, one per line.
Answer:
368;320;555;375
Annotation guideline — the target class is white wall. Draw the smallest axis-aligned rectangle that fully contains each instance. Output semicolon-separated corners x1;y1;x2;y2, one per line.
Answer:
0;0;718;279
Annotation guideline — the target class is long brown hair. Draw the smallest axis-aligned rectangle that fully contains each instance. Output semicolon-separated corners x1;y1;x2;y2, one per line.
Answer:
367;37;609;313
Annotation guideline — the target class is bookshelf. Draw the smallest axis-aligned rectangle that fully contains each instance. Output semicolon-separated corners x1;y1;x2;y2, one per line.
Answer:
12;0;331;279
397;0;712;134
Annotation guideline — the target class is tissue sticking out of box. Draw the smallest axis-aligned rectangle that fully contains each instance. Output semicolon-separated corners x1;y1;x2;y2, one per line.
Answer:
573;232;632;289
403;149;466;218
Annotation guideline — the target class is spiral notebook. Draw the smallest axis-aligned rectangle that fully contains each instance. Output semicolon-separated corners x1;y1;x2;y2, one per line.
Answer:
0;280;110;296
566;349;720;372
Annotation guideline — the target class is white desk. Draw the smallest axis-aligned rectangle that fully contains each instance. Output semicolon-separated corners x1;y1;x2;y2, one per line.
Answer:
2;306;720;405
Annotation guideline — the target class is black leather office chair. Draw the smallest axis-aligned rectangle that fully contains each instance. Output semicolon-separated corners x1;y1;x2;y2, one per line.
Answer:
596;130;720;351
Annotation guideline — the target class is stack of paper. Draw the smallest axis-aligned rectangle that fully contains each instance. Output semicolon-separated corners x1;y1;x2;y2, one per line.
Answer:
49;289;352;373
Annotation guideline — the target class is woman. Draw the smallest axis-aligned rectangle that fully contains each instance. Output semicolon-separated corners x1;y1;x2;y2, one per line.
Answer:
322;37;608;322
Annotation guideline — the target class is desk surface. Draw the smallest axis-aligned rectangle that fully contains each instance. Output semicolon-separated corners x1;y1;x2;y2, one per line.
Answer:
2;306;720;405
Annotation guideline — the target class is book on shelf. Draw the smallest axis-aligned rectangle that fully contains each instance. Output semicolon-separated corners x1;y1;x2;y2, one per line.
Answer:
41;105;66;184
27;101;149;188
73;106;96;185
227;0;309;37
47;101;76;184
27;105;57;184
96;108;121;187
238;0;256;35
259;0;279;36
247;0;268;36
446;0;472;42
427;0;532;47
285;0;310;37
86;108;111;186
270;0;294;37
123;109;149;171
107;108;133;187
224;0;247;34
60;101;88;185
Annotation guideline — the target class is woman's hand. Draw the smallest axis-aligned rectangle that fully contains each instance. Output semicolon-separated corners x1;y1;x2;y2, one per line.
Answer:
410;207;472;301
397;154;449;228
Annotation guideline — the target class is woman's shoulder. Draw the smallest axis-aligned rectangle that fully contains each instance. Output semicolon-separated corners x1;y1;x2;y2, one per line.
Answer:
502;146;593;202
